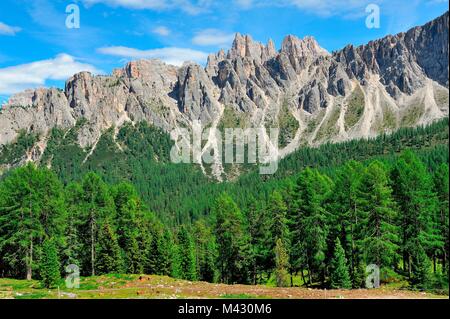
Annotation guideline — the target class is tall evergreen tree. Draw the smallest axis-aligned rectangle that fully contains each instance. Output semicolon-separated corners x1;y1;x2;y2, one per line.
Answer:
95;221;124;275
40;238;61;288
245;197;270;285
177;226;197;281
193;220;217;283
391;151;439;276
357;161;399;270
78;173;115;276
330;238;352;289
410;244;432;289
433;163;449;275
214;193;251;284
0;164;64;280
291;168;332;285
328;161;365;288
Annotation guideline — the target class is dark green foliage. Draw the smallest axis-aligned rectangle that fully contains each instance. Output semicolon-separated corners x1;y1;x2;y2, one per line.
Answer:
391;150;439;277
330;238;352;289
357;161;399;269
95;222;124;275
176;226;197;281
214;193;251;284
410;244;432;289
291;168;332;285
0;163;64;280
0;119;448;293
40;239;61;288
433;164;449;277
194;220;217;282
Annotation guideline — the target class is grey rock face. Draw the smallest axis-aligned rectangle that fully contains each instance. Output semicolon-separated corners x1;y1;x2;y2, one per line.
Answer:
1;12;448;178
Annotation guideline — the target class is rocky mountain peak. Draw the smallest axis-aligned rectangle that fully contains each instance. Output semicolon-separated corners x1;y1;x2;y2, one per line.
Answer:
1;12;448;180
228;33;277;63
281;35;329;58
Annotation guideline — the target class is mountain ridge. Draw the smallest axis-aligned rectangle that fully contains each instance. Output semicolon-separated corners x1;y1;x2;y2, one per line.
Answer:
0;11;448;179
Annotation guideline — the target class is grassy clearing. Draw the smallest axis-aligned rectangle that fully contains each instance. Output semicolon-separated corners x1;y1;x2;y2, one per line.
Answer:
0;275;447;299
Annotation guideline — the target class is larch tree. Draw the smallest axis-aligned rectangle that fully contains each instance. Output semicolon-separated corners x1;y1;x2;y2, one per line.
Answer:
357;161;399;271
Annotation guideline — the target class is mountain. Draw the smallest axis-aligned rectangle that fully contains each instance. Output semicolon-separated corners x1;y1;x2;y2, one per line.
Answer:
0;12;448;179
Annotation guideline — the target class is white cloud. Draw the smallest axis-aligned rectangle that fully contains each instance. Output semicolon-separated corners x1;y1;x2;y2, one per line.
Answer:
152;26;171;36
82;0;168;10
81;0;211;14
0;22;21;36
192;29;236;47
0;54;102;95
97;46;209;66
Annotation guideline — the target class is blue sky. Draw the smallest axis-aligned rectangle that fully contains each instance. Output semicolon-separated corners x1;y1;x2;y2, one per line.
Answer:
0;0;448;103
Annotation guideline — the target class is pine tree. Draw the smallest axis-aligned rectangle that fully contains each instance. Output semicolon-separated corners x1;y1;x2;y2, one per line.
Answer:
193;220;217;282
177;226;197;281
40;239;61;289
147;223;164;275
330;238;352;289
95;222;124;275
160;229;175;277
274;238;290;287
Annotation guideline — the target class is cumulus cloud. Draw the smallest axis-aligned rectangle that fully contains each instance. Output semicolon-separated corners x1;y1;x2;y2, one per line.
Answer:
97;46;209;66
152;26;171;36
192;29;236;47
0;22;21;36
0;54;102;95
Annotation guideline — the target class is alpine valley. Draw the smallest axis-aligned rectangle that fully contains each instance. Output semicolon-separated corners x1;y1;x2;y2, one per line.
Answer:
0;10;448;298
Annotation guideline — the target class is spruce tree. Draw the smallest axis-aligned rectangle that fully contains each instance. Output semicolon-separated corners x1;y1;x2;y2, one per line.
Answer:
193;220;217;282
330;238;352;289
177;226;197;281
95;222;124;275
410;244;432;289
40;239;61;289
